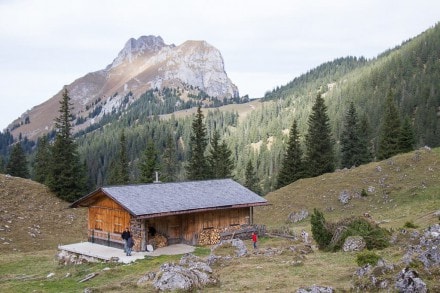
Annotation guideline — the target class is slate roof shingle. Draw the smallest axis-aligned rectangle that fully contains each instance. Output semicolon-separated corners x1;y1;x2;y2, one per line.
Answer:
72;179;267;217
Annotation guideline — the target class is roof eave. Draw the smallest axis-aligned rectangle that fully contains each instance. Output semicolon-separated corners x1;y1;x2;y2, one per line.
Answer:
133;201;269;219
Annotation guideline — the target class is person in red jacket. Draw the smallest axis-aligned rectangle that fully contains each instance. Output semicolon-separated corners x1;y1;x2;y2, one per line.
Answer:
252;231;258;249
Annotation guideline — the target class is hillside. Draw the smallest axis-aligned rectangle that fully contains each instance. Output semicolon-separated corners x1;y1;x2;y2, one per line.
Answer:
0;174;87;253
0;149;439;292
255;147;440;230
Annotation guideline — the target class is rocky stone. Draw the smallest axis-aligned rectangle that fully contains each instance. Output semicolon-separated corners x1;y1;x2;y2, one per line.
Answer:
152;255;217;291
211;238;248;257
338;190;350;205
342;236;366;252
296;285;334;292
402;224;440;269
395;268;427;293
353;259;395;291
287;209;309;223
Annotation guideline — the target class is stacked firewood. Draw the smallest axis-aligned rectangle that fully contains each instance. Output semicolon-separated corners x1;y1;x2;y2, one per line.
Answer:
198;228;221;245
149;233;168;248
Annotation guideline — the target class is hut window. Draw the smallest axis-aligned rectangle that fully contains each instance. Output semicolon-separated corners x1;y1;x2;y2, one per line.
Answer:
114;216;123;233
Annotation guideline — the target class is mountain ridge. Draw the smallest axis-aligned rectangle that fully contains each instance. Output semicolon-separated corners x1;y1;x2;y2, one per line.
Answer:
8;36;239;140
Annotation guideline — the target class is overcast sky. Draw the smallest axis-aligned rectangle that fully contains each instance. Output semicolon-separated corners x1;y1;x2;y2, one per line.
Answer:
0;0;439;130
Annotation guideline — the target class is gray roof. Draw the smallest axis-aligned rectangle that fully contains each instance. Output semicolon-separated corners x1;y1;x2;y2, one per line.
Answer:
77;179;267;217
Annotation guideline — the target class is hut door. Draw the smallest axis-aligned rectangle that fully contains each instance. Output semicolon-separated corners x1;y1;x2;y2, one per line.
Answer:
167;216;181;244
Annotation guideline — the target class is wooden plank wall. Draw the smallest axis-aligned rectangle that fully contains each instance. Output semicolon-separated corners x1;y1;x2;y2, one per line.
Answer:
147;208;250;245
88;194;131;235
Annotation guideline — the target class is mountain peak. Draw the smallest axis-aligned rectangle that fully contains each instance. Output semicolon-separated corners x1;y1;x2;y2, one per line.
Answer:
111;35;167;67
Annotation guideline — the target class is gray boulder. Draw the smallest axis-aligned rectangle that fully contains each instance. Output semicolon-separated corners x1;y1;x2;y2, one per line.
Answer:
297;285;334;293
338;191;350;205
152;255;217;291
342;236;366;252
288;209;309;223
395;268;427;293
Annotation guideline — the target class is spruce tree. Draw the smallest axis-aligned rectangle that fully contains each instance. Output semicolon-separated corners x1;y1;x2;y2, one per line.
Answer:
207;130;234;179
277;119;304;188
304;93;335;177
6;143;29;178
244;160;262;195
399;117;415;153
33;135;51;184
161;133;177;182
358;115;373;164
377;93;401;160
186;106;209;180
108;130;130;184
139;141;158;183
340;102;369;168
47;88;86;202
0;156;5;173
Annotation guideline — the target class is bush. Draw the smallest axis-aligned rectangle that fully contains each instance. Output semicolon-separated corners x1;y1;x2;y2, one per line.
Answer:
361;189;368;197
403;221;418;229
310;208;333;249
356;251;381;266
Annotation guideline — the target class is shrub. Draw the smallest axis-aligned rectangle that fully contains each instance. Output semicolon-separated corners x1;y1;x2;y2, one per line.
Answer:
356;251;381;266
361;189;368;197
310;208;333;249
403;221;418;229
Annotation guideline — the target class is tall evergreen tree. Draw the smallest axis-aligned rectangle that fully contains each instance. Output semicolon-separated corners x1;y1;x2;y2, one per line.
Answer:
47;88;86;201
6;143;29;178
0;155;5;173
399;116;415;153
207;130;234;179
33;135;51;184
304;93;335;177
161;133;178;182
340;102;372;168
358;114;373;164
277;119;304;188
139;141;158;183
377;93;401;160
244;160;262;195
186;106;209;180
108;130;130;184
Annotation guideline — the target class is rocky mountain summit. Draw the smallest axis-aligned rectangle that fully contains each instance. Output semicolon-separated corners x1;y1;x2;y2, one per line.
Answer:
9;35;239;139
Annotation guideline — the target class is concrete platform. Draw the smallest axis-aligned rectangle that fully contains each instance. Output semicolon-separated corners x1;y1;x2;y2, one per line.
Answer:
58;242;195;264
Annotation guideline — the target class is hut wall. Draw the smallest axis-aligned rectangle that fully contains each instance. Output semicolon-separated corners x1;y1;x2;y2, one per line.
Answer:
88;194;131;243
146;207;250;245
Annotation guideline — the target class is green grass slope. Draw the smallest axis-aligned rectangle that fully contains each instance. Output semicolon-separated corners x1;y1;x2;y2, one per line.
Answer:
255;147;440;231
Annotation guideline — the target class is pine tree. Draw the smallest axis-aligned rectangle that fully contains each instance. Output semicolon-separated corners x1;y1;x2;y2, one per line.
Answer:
186;106;209;180
0;156;5;173
47;88;86;201
244;160;262;195
33;135;51;184
399;117;415;153
277;119;304;188
161;133;177;182
377;93;401;160
304;93;335;177
108;130;130;184
6;143;29;178
207;130;234;179
139;141;158;183
358;115;373;164
310;208;332;250
340;102;369;168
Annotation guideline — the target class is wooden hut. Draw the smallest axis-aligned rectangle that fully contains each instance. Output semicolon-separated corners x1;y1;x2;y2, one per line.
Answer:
70;179;268;251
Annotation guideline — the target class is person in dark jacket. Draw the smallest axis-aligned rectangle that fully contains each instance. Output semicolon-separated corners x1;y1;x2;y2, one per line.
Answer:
121;228;131;253
126;236;134;256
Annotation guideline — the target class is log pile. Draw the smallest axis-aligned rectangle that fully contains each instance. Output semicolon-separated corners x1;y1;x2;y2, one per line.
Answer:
149;233;168;248
198;228;221;245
